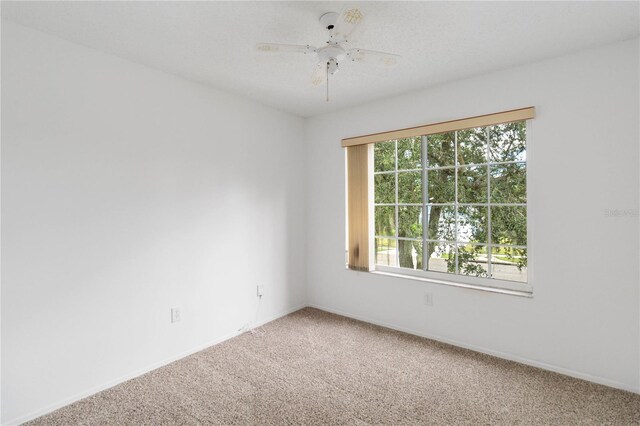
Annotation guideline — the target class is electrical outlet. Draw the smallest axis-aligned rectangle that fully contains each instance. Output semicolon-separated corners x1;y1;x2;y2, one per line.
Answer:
257;285;264;297
171;306;182;323
424;293;433;307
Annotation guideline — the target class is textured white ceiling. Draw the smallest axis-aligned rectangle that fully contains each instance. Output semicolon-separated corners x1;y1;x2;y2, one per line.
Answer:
2;1;639;117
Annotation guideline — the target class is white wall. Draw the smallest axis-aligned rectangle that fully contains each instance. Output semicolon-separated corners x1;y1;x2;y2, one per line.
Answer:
1;21;306;424
2;17;639;426
306;38;640;392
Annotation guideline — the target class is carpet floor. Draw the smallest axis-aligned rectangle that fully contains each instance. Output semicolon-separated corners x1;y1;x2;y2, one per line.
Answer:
28;308;640;425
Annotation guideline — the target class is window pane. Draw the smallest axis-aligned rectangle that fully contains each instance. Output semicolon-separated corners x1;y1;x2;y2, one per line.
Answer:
427;132;455;168
398;171;422;204
375;206;395;237
427;168;455;203
372;121;528;284
425;241;455;274
491;206;527;245
457;206;488;243
397;137;421;170
490;163;526;204
457;128;487;165
398;206;423;238
398;240;423;270
374;140;395;172
457;244;489;278
374;173;395;204
491;247;527;283
489;122;526;162
427;205;456;241
375;238;397;267
458;165;488;204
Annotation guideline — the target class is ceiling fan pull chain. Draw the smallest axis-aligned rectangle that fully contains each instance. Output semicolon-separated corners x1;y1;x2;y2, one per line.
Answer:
326;61;330;102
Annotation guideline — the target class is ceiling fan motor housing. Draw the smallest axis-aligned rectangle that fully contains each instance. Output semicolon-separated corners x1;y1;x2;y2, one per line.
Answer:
317;44;345;74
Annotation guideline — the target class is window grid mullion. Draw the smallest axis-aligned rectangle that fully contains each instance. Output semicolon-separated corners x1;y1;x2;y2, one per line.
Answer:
409;238;526;249
422;203;526;207
374;203;422;206
421;135;428;271
374;167;422;175
420;159;524;172
394;140;399;267
486;127;492;278
454;131;459;275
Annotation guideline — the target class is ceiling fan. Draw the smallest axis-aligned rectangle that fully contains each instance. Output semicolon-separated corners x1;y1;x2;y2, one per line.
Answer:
256;7;400;101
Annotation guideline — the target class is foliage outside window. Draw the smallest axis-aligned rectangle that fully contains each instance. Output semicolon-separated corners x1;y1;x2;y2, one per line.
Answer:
374;121;528;286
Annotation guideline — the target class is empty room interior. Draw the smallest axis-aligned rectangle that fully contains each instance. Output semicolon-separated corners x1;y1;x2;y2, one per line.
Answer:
1;1;639;424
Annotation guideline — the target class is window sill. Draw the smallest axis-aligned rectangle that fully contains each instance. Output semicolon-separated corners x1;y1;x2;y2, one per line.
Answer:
360;268;533;298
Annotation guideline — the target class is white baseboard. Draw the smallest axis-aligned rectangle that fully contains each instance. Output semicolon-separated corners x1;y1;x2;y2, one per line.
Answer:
6;301;637;425
4;303;306;426
306;303;640;395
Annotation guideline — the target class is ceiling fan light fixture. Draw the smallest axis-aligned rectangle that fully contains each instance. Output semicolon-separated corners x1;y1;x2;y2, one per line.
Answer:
327;58;339;75
317;44;346;64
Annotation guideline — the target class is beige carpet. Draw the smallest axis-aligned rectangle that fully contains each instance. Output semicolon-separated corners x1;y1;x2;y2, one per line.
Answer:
28;308;640;425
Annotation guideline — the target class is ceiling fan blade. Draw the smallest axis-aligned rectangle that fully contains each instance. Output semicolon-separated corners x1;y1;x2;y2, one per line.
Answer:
347;48;400;67
311;63;326;86
332;7;364;42
256;43;316;54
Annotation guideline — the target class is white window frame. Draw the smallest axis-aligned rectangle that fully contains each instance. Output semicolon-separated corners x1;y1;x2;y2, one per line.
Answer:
372;121;532;295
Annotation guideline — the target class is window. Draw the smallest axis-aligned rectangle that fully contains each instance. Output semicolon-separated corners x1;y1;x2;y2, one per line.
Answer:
345;108;533;294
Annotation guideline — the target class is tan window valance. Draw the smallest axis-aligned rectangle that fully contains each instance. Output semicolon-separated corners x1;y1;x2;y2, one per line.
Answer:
342;107;535;147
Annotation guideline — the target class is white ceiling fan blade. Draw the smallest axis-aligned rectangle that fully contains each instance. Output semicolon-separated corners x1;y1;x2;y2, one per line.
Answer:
332;7;364;42
347;48;400;67
256;43;316;54
311;63;326;86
